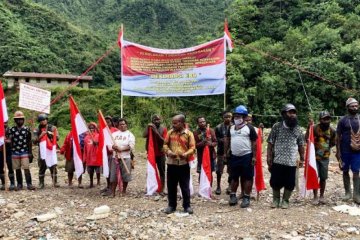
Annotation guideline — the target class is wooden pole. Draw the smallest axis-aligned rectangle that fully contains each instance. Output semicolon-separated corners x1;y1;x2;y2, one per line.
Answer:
120;24;124;118
3;144;7;191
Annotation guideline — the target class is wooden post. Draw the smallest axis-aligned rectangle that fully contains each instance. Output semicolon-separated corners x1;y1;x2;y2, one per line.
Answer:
3;144;7;191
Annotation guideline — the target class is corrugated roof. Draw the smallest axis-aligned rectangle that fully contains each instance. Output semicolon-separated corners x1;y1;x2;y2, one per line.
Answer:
2;71;92;81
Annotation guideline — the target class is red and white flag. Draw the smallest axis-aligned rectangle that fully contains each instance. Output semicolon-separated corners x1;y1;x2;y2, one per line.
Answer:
146;127;162;195
199;127;212;199
301;123;319;196
118;26;123;49
254;128;266;192
39;128;58;167
0;81;8;146
224;19;234;52
69;96;88;178
96;111;113;178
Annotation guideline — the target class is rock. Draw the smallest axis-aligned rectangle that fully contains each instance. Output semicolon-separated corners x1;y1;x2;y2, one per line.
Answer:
154;196;161;201
13;211;25;219
346;227;357;234
34;213;57;222
6;203;17;209
174;212;189;218
119;212;128;221
291;231;298;237
87;205;111;220
54;207;63;215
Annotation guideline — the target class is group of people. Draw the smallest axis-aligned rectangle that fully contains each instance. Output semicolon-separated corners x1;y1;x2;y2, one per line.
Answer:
0;97;359;215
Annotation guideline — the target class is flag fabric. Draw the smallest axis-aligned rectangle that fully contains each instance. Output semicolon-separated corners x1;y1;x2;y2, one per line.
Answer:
254;128;266;192
224;19;234;52
117;27;123;48
96;111;113;178
199;127;212;199
302;123;320;196
69;96;88;178
146;127;162;195
39;128;58;167
0;81;8;146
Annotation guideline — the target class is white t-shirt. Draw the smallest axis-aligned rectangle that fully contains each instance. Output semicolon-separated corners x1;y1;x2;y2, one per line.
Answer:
112;130;135;158
229;125;257;157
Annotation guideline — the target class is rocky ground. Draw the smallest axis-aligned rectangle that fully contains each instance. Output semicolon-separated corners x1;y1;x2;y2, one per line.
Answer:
0;151;360;240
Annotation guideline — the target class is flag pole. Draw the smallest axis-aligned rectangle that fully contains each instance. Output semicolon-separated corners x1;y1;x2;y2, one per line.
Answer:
3;144;7;191
99;110;130;174
120;24;124;118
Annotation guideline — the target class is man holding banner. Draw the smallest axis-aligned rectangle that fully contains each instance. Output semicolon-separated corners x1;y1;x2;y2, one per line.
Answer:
143;115;167;194
163;115;195;214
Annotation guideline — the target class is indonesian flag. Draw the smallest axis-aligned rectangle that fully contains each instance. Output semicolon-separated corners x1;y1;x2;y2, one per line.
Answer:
199;127;212;199
117;26;123;48
96;110;113;178
302;123;320;196
224;19;234;52
40;128;58;167
0;81;8;146
146;127;162;195
254;128;266;192
69;96;88;178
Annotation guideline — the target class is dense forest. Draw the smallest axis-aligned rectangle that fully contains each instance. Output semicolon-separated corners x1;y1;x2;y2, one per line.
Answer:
1;0;360;132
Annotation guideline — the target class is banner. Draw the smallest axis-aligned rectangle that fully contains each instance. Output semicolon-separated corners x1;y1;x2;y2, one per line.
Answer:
121;38;226;97
19;83;51;113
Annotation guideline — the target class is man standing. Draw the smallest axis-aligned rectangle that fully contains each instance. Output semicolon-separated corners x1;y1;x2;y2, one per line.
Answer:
194;116;217;184
60;131;83;188
267;104;304;209
306;111;336;204
143;115;168;194
225;105;257;208
83;122;101;188
0;122;15;190
110;118;135;197
163;115;195;214
9;111;35;190
33;113;59;189
215;111;233;195
336;98;360;203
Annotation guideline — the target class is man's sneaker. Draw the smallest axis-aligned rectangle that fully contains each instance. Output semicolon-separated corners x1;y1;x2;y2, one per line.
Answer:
240;196;250;208
27;184;35;190
38;182;45;189
16;184;23;191
215;187;221;195
271;198;280;208
229;193;238;206
184;207;194;214
163;206;176;214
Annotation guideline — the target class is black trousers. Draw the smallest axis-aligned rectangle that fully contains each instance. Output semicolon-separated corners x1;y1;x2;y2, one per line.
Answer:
0;150;14;183
270;163;297;191
167;164;191;209
38;159;57;179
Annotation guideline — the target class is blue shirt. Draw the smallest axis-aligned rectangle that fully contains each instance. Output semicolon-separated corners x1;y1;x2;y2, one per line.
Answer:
337;115;360;153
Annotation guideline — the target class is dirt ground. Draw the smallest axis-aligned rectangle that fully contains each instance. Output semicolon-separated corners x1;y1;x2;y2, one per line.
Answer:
0;150;360;240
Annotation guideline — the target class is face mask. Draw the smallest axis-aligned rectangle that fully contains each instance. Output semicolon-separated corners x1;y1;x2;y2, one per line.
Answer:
234;118;244;126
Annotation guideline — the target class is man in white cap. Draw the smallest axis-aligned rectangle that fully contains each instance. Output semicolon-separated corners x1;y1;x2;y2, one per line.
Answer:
336;97;360;204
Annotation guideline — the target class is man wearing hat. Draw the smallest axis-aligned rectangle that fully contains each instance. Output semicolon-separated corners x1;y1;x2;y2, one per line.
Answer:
33;113;59;189
306;111;336;204
9;111;35;190
336;98;360;203
267;104;304;208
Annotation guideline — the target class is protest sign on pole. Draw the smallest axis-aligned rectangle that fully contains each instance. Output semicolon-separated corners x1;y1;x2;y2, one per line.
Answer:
19;83;51;113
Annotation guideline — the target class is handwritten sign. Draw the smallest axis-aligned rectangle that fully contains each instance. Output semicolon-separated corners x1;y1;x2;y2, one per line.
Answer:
19;83;51;113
